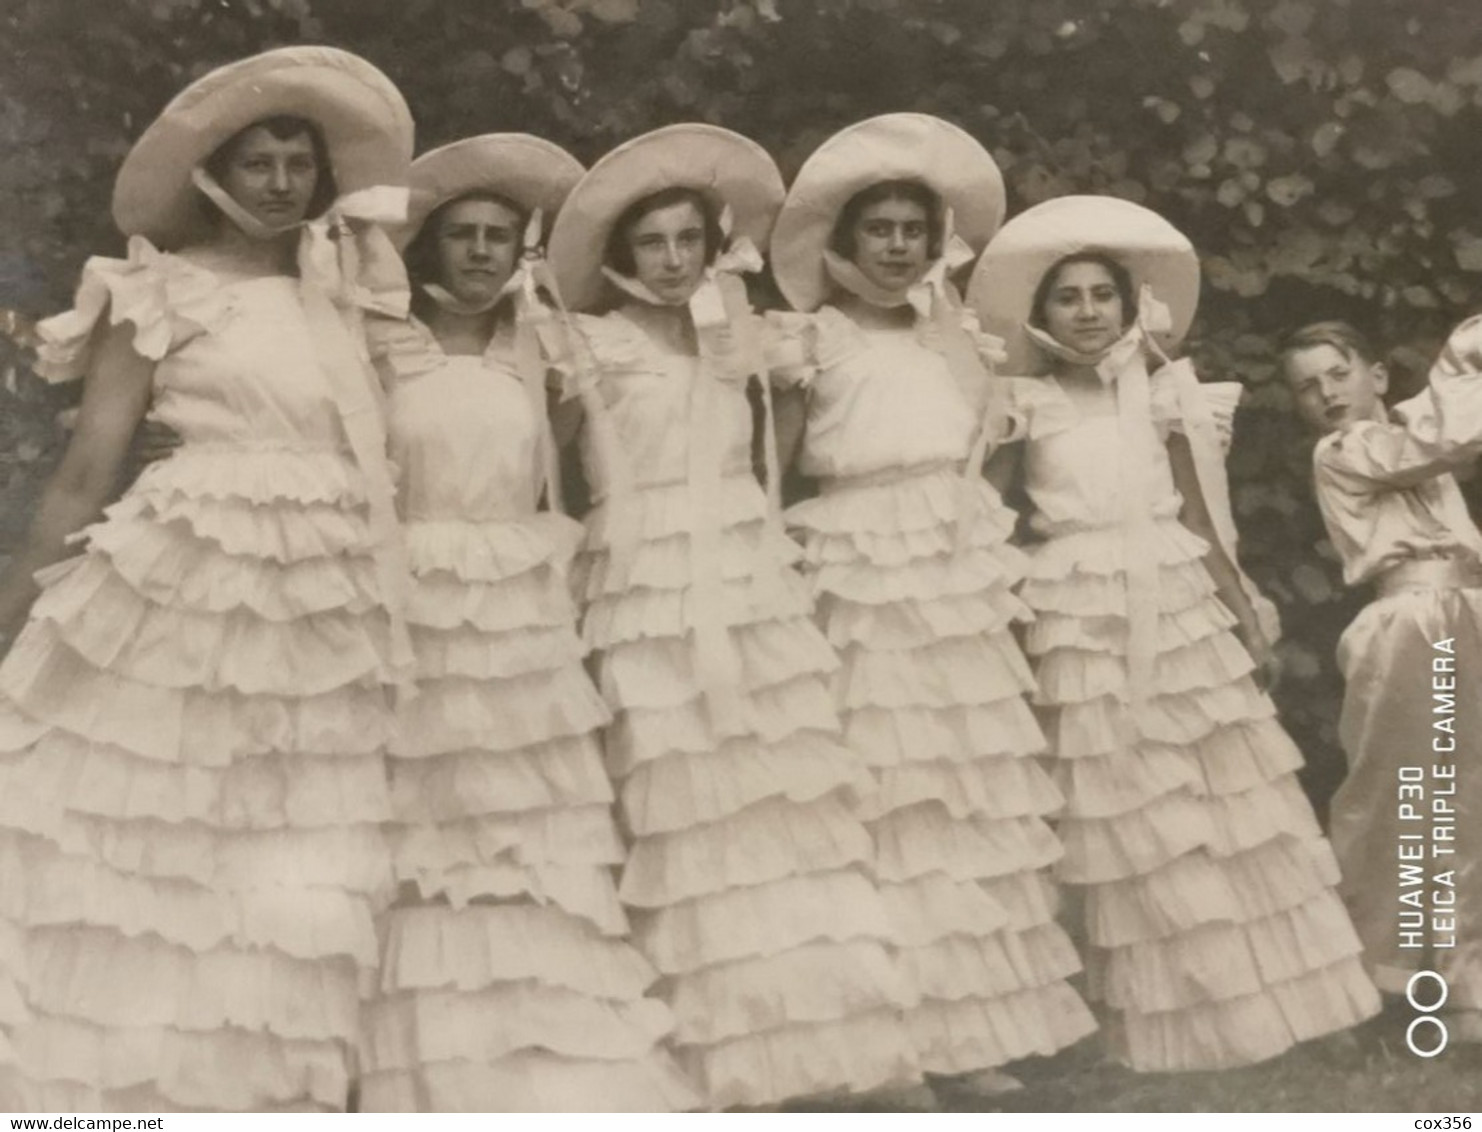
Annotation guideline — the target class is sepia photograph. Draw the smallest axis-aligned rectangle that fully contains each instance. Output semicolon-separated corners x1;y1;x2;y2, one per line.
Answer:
0;0;1478;1116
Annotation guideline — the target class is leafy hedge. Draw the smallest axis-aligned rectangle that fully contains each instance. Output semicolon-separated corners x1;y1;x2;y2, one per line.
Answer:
5;0;1482;809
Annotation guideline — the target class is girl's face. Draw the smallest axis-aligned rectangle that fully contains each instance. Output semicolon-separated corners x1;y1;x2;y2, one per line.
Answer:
849;197;931;293
625;199;709;305
1282;343;1389;433
218;125;320;229
1040;261;1127;355
432;198;523;307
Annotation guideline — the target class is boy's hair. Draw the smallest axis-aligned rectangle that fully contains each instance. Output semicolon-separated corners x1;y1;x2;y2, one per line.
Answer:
1277;320;1381;369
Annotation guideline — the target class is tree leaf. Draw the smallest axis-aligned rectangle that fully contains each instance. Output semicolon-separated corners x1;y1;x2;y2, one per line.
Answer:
502;46;533;75
1418;174;1456;198
1266;172;1314;206
1223;135;1267;168
1142;95;1180;123
1291;563;1334;603
1455;234;1482;272
1183;133;1219;166
1386;66;1432;104
1311;120;1343;157
1267;0;1314;37
581;0;638;23
1268;35;1315;86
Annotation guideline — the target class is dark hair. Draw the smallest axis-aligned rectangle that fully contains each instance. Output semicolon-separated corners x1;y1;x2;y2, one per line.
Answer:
202;114;338;220
1277;320;1381;369
829;179;944;261
603;186;724;276
1029;252;1138;331
403;190;529;290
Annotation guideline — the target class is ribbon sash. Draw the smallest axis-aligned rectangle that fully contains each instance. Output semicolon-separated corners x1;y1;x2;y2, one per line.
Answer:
586;239;777;733
688;248;775;734
295;185;415;677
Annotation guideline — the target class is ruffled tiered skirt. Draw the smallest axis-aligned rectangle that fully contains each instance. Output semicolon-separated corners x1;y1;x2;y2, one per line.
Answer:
0;446;401;1112
1329;585;1482;1021
788;465;1097;1075
357;512;697;1112
577;475;921;1108
1020;517;1381;1071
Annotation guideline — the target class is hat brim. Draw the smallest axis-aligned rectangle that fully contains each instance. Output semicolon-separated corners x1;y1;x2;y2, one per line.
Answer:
396;134;585;251
770;113;1005;313
113;47;414;249
547;124;785;312
965;195;1200;374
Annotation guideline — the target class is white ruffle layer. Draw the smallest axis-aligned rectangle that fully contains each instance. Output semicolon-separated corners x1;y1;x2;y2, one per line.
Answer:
790;464;1096;1076
362;510;694;1110
1021;516;1379;1071
581;471;921;1106
0;438;400;1112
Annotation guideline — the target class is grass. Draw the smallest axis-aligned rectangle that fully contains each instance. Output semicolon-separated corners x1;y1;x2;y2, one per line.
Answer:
795;1002;1482;1113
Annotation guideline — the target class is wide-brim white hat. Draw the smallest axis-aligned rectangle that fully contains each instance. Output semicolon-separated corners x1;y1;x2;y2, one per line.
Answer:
113;46;414;249
395;133;584;251
770;113;1005;313
547;123;785;312
967;194;1200;374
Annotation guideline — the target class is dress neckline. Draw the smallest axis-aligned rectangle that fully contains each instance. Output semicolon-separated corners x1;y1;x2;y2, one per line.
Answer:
406;315;524;385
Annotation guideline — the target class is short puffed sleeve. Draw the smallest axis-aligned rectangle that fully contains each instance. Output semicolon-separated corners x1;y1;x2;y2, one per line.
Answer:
35;236;226;383
543;311;653;402
810;304;877;375
1149;359;1243;454
365;315;440;389
960;308;1010;373
1006;374;1076;440
762;309;818;391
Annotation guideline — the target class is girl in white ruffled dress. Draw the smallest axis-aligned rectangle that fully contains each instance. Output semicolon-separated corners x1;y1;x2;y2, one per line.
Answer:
0;49;415;1111
765;114;1097;1087
354;135;698;1112
968;196;1380;1071
545;124;926;1110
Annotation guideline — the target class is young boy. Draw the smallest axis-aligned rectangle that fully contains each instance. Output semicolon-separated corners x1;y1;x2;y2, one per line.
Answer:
1281;318;1482;1039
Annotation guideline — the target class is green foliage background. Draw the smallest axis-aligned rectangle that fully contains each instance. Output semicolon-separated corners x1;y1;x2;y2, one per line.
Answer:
5;0;1482;810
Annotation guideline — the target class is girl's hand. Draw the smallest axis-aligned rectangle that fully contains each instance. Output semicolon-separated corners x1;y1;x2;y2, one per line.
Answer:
134;419;183;465
59;411;180;467
1233;614;1281;692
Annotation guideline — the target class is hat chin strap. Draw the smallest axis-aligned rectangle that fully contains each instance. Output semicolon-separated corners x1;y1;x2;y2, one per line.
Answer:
823;208;976;319
191;166;308;241
419;277;514;317
601;265;685;308
1024;322;1138;373
1023;284;1177;380
823;242;978;319
823;249;917;310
